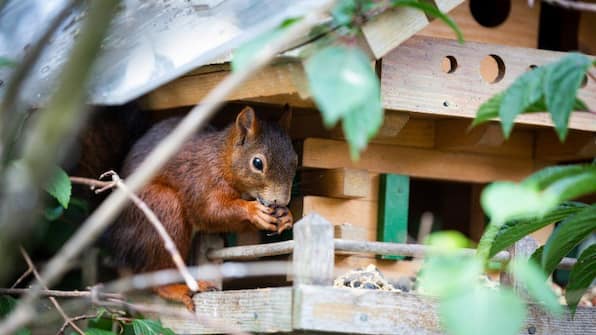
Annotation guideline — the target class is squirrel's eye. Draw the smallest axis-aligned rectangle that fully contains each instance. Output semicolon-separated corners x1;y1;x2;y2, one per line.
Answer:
252;157;263;171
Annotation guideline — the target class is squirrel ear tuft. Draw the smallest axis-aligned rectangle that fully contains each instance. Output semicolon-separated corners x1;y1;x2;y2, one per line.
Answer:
278;104;292;133
235;106;259;144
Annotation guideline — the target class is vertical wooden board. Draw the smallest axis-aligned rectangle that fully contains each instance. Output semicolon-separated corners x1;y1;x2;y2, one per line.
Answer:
162;288;293;334
293;213;335;286
380;36;596;132
418;0;540;48
378;174;410;260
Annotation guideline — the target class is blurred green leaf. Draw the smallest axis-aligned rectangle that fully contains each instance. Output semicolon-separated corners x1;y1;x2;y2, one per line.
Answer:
0;296;31;335
542;205;596;275
489;202;587;258
565;244;596;315
522;165;594;189
392;0;463;43
43;204;64;221
132;319;175;335
44;166;71;208
543;53;592;141
480;182;547;224
331;0;358;26
0;57;17;68
509;259;564;315
85;329;116;335
529;245;544;267
439;286;526;335
425;230;471;251
418;255;482;297
305;45;383;158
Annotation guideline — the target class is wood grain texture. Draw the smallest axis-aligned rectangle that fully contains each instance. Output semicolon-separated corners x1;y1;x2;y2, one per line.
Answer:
293;213;335;286
419;0;540;48
301;138;538;183
535;130;596;162
300;168;372;199
161;288;292;334
381;36;596;132
293;285;596;335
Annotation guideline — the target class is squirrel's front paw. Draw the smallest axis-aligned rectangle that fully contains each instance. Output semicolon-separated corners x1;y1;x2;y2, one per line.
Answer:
273;207;293;234
246;201;278;231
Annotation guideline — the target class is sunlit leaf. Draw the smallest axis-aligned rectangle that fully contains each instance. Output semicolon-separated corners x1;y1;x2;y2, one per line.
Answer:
509;259;564;316
489;202;587;258
542;205;596;275
543;53;592;141
418;255;482;297
341;83;383;159
44;166;71;208
565;244;596;315
392;0;463;43
480;182;547;224
425;230;471;251
439;286;526;335
132;319;175;335
522;165;594;189
499;67;545;137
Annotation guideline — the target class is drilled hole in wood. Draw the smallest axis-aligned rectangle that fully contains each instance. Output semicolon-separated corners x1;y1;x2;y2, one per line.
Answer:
470;0;511;27
480;54;506;83
441;56;458;73
528;64;538;71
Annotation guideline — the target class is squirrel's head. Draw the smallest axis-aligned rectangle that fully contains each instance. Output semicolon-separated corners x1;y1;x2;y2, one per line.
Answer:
226;105;297;207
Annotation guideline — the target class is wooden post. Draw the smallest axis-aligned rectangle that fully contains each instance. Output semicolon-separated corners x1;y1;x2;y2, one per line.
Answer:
377;174;409;260
192;233;225;290
500;236;539;296
292;213;334;286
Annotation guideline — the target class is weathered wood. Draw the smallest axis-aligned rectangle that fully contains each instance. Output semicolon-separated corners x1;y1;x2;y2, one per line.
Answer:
334;223;370;241
300;168;372;199
435;119;534;158
293;285;596;335
162;287;293;334
535;130;596;162
381;36;596;132
377;174;409;260
292;213;335;286
193;233;225;289
500;236;539;296
301;138;538;183
208;240;294;260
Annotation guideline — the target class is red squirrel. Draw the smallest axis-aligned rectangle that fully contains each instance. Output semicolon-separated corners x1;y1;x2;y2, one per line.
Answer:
105;106;297;309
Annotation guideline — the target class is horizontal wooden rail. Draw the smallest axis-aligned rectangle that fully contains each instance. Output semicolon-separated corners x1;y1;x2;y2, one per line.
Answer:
207;238;576;270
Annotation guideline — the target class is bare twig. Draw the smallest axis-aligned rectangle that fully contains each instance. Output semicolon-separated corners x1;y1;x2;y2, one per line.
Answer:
0;287;122;299
10;268;33;289
56;314;96;335
19;247;85;335
0;3;334;333
532;0;596;11
69;176;112;192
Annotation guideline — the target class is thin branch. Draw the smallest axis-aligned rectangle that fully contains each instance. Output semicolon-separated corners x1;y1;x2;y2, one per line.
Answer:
0;3;335;334
56;314;96;335
10;268;32;289
539;0;596;12
0;287;122;299
69;176;112;191
19;247;85;335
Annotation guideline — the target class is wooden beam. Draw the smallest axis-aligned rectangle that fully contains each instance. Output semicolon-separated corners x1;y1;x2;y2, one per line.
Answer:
293;285;596;335
435;119;534;158
377;174;409;260
381;36;596;132
535;130;596;162
292;213;334;286
301;138;538;183
300;168;373;199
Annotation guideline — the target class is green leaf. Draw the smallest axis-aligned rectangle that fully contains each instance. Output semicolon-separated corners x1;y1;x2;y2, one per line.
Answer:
0;57;17;68
542;205;596;275
331;0;358;26
565;244;596;315
439;286;526;335
522;164;594;189
529;245;544;267
305;45;383;158
509;259;564;316
44;205;65;221
541;170;596;205
44;166;71;208
480;182;548;224
489;202;587;258
0;296;31;335
473;93;503;127
131;319;175;335
542;53;592;141
85;329;117;335
392;0;463;43
425;230;471;251
498;67;545;137
418;255;482;297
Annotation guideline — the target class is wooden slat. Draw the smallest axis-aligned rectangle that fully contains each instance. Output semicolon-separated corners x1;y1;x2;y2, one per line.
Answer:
435;119;534;158
419;0;540;48
301;138;538;183
162;288;293;334
535;130;596;162
381;36;596;132
294;285;596;335
377;174;409;260
300;168;372;199
293;213;335;286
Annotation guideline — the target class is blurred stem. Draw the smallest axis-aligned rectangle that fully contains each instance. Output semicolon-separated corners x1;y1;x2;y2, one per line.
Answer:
476;220;503;262
0;0;80;166
0;0;118;285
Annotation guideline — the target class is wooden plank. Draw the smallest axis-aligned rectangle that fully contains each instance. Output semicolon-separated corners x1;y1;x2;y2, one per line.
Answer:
419;0;540;48
294;285;596;335
142;61;307;110
292;213;335;286
162;287;292;334
291;196;378;241
381;36;596;132
301;138;538;183
377;174;409;260
300;168;372;199
535;130;596;162
435;119;534;159
290;110;435;148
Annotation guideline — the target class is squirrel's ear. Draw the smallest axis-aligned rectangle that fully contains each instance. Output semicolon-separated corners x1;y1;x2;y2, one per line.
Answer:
278;104;292;133
235;106;259;144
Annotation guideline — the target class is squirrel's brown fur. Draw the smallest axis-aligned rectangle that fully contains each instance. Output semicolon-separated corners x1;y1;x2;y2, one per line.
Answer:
104;106;297;309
